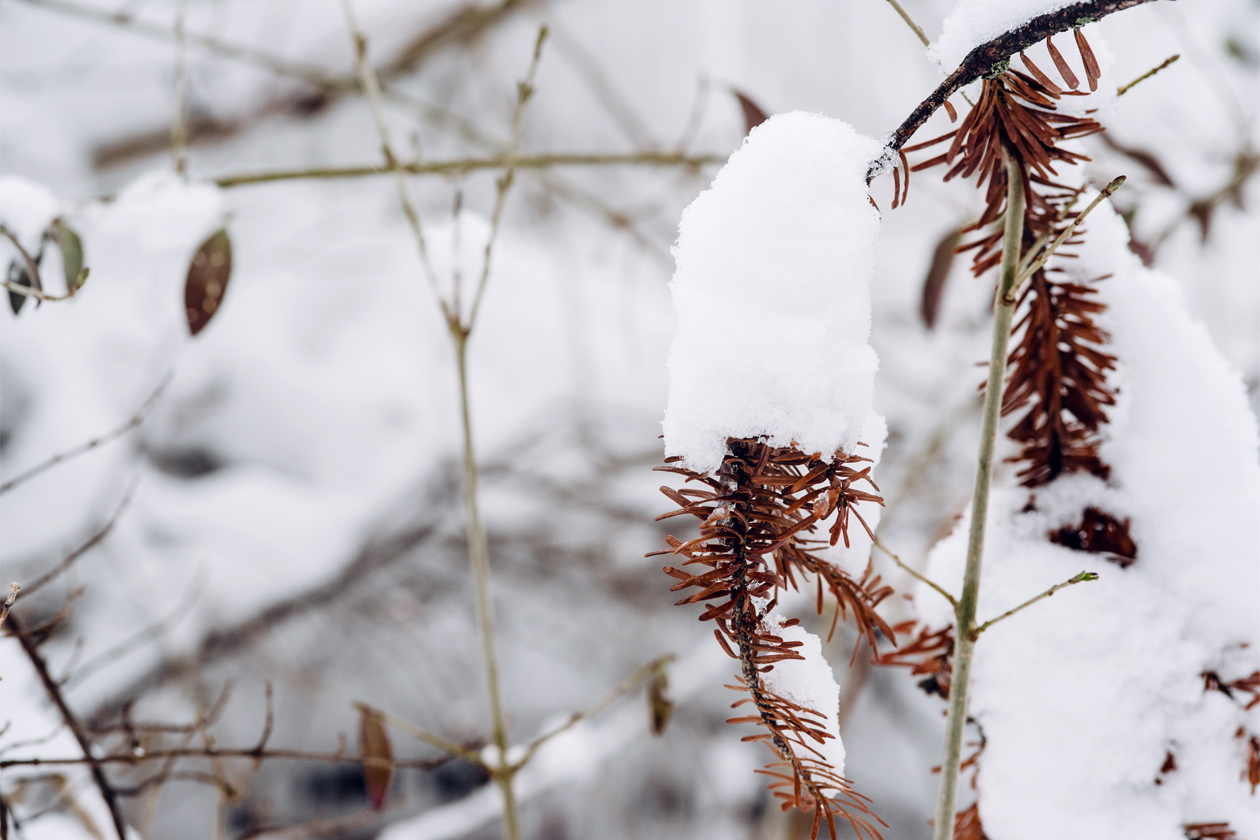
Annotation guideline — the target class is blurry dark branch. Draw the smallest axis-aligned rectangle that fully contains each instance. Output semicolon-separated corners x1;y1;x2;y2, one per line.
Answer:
0;374;172;495
16;0;532;168
236;806;394;840
870;0;1163;181
8;613;129;840
0;748;452;772
87;510;446;729
0;583;19;631
16;0;680;263
18;477;139;599
549;20;656;149
64;571;204;687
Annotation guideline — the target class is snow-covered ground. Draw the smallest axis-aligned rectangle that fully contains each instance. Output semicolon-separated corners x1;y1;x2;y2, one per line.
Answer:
2;1;1256;838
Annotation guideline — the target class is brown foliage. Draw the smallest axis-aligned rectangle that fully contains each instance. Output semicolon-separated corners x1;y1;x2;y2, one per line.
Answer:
875;621;955;699
652;438;892;839
1049;506;1137;566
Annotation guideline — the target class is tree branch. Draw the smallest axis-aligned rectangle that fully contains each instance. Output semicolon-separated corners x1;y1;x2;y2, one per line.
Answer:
971;571;1098;638
870;0;1163;181
8;613;129;840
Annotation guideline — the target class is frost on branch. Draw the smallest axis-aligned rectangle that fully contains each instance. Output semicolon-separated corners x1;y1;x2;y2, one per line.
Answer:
653;112;890;840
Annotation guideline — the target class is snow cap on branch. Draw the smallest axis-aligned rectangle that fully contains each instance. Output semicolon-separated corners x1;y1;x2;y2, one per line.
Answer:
662;112;882;474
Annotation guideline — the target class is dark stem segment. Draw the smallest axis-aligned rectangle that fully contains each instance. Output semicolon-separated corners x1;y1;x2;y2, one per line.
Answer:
869;0;1161;181
9;614;130;840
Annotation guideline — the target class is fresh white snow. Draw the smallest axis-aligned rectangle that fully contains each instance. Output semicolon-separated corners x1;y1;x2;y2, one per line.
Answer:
662;111;882;474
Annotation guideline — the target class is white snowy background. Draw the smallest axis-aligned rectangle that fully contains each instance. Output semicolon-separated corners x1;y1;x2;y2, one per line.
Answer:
1;0;1257;838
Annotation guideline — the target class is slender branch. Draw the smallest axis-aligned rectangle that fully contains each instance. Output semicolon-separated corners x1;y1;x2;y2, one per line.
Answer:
19;477;139;598
171;0;189;175
0;373;172;495
0;583;19;631
339;0;445;313
971;571;1099;637
881;0;930;47
467;26;547;329
872;536;956;608
0;748;449;771
350;703;486;767
0;223;46;298
1117;53;1180;95
512;653;675;771
931;149;1026;840
212;151;722;190
8;613;129;840
869;0;1162;181
1011;176;1126;295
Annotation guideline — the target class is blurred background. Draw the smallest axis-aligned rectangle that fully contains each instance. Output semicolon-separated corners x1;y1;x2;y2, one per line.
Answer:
1;0;1256;837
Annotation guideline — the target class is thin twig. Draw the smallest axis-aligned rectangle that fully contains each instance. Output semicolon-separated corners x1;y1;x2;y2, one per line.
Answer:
0;372;171;495
1117;53;1180;95
340;0;444;312
971;571;1099;638
0;583;19;631
882;0;930;47
869;0;1161;181
171;0;189;175
1010;176;1126;296
350;703;486;767
467;26;548;330
512;653;675;771
872;537;956;608
932;149;1025;840
0;750;450;771
19;476;140;598
213;153;722;188
0;223;46;299
8;613;129;840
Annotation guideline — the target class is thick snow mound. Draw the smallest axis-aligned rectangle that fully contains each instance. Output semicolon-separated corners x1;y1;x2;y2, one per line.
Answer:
662;111;882;474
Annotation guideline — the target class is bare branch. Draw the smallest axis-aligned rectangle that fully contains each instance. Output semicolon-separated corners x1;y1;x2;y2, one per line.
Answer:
971;571;1099;638
19;476;140;598
873;536;957;608
1010;175;1126;298
1;373;172;495
0;583;19;631
351;702;487;767
1117;53;1180;95
8;613;129;840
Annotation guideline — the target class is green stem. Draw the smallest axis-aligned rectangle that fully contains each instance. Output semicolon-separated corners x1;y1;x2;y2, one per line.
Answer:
931;150;1025;840
453;330;520;840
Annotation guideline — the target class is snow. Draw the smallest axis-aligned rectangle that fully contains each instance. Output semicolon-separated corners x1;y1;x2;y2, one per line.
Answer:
915;202;1260;839
760;604;847;778
662;111;882;474
929;0;1086;70
0;176;61;252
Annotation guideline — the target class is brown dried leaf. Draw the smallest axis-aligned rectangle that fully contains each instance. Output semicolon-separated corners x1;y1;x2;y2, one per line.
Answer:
185;228;232;336
648;663;673;736
358;707;394;810
920;228;961;329
732;88;770;135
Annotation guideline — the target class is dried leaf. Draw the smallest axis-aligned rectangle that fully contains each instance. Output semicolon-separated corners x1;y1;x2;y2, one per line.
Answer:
184;228;232;336
648;663;673;736
732;88;770;135
7;259;31;315
358;707;394;810
920;228;961;329
54;219;86;293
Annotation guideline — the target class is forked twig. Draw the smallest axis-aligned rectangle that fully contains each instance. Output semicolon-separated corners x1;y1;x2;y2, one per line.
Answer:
971;571;1098;638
